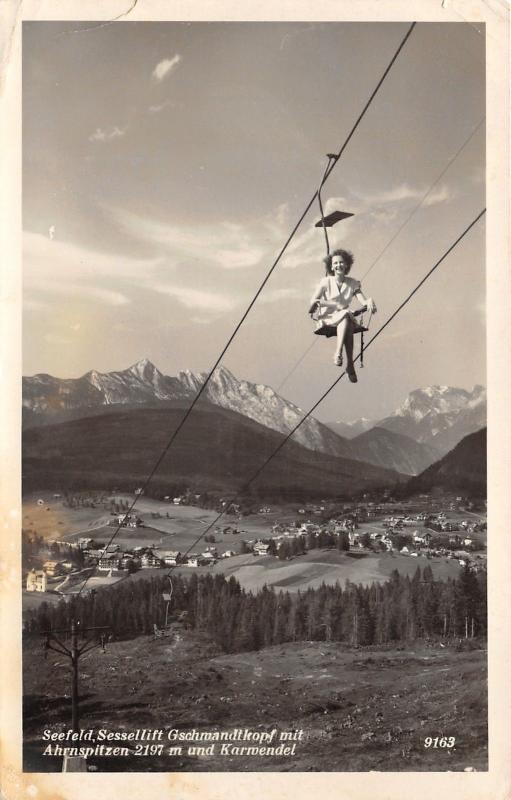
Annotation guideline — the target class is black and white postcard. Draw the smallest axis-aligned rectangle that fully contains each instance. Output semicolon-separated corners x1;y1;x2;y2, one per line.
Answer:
1;1;510;799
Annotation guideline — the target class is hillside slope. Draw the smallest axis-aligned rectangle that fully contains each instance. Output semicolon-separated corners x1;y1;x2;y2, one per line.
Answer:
404;428;486;495
349;427;439;475
22;402;402;500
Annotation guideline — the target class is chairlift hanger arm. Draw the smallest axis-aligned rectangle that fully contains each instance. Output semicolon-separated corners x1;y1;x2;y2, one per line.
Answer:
316;154;355;255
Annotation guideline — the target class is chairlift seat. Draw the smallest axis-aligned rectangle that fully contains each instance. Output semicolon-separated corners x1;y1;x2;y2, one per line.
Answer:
314;210;354;228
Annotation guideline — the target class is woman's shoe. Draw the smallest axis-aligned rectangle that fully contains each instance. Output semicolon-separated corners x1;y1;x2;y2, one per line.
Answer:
347;365;358;383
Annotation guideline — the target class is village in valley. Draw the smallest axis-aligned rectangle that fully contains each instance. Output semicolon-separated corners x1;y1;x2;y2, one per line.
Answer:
23;488;487;603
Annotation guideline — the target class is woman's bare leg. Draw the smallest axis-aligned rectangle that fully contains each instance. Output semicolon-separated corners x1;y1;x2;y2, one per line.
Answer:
334;318;348;363
344;322;357;382
344;323;354;368
335;319;357;381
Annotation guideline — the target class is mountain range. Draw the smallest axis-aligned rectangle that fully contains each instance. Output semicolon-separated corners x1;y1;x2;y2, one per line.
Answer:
23;359;353;461
327;385;486;460
23;360;486;476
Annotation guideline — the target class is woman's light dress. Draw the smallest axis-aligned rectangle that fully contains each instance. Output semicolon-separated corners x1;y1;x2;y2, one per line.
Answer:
311;275;362;328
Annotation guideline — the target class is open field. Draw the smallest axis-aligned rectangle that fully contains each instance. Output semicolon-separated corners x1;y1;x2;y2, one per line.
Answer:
214;550;462;593
23;627;488;773
22;590;64;612
23;495;114;540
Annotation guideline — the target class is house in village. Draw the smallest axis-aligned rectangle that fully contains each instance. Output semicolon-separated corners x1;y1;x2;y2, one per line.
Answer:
159;551;182;566
141;553;162;568
98;554;122;571
78;537;93;550
186;554;206;567
221;550;236;558
120;555;141;570
26;569;47;592
42;560;65;577
253;541;270;556
115;513;141;528
299;523;318;535
413;531;432;546
86;544;120;562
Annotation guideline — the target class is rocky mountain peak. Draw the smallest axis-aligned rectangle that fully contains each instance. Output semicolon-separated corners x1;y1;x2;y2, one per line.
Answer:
395;385;481;421
127;358;161;381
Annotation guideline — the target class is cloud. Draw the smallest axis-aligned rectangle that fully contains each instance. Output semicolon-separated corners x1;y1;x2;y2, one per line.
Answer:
23;231;162;308
33;282;131;307
152;55;181;82
105;198;364;277
105;200;360;276
258;288;302;305
23;224;254;316
148;101;172;114
422;184;457;206
105;207;268;271
83;287;131;306
367;208;400;225
151;284;236;313
88;126;127;143
361;182;456;209
363;184;425;205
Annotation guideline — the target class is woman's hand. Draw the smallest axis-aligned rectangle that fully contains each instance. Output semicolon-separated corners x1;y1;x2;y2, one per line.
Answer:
308;300;320;316
367;297;377;313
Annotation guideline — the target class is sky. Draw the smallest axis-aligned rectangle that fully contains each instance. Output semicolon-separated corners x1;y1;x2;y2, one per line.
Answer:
22;21;486;423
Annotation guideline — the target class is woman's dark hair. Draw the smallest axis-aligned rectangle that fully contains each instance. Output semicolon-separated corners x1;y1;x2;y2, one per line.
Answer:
323;248;355;276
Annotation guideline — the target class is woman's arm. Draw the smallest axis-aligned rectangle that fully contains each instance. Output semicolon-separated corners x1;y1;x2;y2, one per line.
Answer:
355;285;377;313
308;280;326;315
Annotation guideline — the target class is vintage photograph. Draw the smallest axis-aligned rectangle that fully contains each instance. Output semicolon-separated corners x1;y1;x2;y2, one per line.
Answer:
19;17;489;775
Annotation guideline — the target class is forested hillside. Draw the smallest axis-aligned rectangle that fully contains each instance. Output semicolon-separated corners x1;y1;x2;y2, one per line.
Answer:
26;567;486;651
